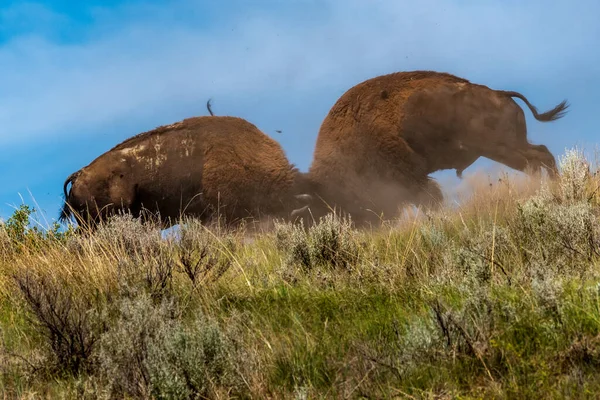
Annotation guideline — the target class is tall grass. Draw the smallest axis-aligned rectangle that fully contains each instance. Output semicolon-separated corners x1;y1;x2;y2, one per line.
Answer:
2;148;600;398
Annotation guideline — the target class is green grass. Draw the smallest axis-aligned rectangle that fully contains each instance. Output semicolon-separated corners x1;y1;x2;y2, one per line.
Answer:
2;147;600;398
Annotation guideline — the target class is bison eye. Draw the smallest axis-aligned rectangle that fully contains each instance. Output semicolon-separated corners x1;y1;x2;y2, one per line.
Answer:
120;174;124;178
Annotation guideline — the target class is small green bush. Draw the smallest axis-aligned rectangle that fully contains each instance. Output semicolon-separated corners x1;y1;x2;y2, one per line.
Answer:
274;220;312;270
558;146;591;203
145;315;239;398
0;205;74;259
176;218;236;287
94;293;239;399
275;213;360;273
92;214;165;258
12;270;107;376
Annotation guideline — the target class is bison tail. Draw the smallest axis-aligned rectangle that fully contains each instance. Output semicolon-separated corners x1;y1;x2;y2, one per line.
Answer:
499;90;569;122
59;171;80;223
206;98;214;116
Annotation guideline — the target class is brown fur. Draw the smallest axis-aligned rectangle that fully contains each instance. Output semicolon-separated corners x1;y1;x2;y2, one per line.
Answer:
308;70;569;223
60;116;313;229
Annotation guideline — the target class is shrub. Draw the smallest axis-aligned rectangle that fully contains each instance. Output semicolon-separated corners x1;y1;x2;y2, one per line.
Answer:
274;220;312;270
145;316;239;398
416;220;459;278
451;225;514;287
2;205;35;246
307;213;360;270
176;218;236;288
0;205;73;259
94;293;240;399
88;215;177;301
12;270;108;376
558;146;591;203
91;214;165;259
275;213;361;273
93;294;175;398
513;188;599;274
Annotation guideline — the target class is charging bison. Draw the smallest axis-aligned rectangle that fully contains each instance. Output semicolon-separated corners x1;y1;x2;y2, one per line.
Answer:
59;115;313;229
307;70;569;221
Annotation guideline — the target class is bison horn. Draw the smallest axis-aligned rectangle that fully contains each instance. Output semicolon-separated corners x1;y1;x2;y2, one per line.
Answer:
290;204;310;219
295;194;313;203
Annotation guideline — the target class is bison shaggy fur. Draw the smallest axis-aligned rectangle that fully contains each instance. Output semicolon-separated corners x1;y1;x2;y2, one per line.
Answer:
59;115;313;229
307;70;568;224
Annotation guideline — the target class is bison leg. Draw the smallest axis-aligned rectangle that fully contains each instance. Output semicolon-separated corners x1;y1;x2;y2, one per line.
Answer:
483;144;558;179
525;144;559;178
412;178;444;211
483;149;530;173
479;145;551;178
330;131;430;222
455;154;480;179
398;178;444;212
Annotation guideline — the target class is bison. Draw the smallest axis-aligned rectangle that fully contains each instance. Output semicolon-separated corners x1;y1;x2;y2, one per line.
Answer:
307;70;568;223
59;115;314;230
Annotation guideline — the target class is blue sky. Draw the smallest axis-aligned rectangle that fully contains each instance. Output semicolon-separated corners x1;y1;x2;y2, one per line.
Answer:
0;0;598;224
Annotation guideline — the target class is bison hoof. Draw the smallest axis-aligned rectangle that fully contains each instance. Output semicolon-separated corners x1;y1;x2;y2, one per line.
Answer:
456;170;463;179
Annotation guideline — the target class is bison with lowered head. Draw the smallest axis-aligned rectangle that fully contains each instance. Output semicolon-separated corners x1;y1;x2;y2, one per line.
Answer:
307;70;569;223
59;115;313;229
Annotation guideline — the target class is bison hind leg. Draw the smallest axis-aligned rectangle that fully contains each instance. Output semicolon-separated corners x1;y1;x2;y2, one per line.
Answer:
528;144;559;179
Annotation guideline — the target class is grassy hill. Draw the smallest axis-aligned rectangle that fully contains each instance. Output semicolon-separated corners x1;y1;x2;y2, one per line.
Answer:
2;147;600;399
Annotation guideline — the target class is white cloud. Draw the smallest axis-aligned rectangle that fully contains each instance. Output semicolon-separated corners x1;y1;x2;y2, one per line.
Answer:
0;0;596;151
0;0;598;220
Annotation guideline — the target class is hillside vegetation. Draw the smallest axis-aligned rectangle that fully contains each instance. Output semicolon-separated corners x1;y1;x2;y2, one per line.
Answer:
2;148;600;399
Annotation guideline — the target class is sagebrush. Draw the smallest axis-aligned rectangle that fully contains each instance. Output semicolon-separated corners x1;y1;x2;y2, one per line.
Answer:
2;148;600;399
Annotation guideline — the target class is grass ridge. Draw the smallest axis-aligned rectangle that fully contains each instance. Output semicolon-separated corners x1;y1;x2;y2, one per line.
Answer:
1;147;600;398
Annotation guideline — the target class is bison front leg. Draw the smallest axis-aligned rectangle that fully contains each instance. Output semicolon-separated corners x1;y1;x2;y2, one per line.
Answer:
455;154;480;179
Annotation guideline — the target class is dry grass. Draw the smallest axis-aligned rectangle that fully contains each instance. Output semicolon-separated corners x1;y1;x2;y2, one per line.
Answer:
2;147;600;399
